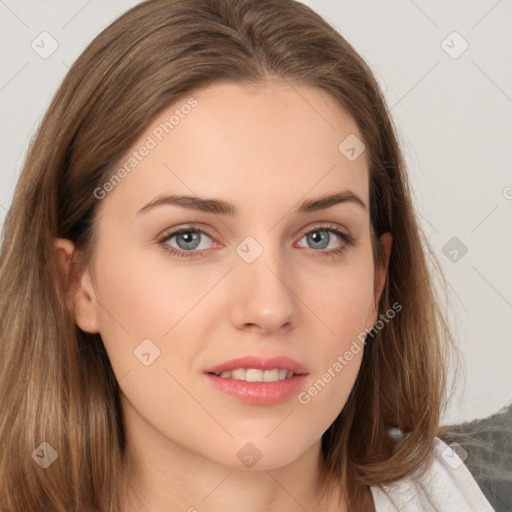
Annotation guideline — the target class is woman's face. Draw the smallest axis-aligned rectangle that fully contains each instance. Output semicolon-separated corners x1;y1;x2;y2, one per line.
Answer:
68;81;391;471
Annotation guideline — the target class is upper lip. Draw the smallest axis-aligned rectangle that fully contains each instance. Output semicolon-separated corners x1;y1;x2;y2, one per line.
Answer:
204;356;309;376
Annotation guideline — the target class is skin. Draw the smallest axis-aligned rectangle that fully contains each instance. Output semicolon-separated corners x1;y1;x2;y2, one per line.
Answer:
55;80;392;512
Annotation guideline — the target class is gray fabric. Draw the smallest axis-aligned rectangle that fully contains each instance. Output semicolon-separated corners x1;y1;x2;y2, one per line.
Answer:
438;402;512;512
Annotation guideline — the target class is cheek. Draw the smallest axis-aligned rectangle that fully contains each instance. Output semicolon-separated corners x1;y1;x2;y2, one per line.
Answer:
298;348;363;433
306;253;376;338
298;250;374;404
91;243;208;380
94;242;209;334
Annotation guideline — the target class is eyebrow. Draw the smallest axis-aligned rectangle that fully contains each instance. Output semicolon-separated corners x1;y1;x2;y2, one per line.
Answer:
136;190;367;217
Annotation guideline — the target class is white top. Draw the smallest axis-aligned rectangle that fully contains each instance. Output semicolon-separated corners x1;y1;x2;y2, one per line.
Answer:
370;437;496;512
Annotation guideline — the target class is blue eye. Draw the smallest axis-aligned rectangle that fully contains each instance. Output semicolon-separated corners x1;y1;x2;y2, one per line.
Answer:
157;227;214;258
297;225;356;260
299;229;346;251
157;223;355;260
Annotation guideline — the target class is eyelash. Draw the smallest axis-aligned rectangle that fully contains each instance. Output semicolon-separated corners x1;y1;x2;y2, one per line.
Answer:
156;223;355;260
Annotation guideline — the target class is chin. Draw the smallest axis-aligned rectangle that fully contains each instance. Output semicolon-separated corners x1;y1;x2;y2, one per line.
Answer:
215;439;310;471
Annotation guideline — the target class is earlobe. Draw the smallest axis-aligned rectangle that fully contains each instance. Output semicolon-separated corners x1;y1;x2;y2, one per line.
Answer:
54;238;100;334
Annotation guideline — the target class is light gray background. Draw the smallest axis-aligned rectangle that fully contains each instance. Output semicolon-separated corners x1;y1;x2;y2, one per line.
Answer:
0;0;510;424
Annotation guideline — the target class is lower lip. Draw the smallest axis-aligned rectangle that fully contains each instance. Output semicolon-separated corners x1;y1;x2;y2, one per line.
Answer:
205;373;308;405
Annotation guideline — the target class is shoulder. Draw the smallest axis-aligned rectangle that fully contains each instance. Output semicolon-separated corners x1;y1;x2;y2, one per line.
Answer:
370;437;496;512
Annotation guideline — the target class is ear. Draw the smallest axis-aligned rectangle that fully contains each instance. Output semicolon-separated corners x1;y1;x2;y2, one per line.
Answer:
54;238;100;334
372;232;393;313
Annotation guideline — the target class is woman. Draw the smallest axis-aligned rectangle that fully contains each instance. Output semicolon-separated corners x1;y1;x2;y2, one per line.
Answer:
0;0;496;510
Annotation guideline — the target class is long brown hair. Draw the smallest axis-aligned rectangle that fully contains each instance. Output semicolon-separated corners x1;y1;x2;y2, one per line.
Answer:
0;0;461;510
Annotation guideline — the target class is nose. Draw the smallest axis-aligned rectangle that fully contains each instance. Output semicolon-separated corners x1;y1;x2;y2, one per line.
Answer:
229;243;298;335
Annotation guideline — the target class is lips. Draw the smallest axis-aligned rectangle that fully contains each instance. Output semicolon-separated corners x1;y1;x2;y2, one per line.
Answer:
204;355;309;376
203;355;310;405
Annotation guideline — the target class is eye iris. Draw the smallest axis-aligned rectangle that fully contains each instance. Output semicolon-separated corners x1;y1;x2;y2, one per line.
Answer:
176;232;200;250
308;230;329;250
170;228;338;253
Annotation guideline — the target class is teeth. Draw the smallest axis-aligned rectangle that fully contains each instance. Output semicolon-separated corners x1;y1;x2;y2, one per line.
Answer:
231;368;246;380
246;369;263;382
217;368;296;382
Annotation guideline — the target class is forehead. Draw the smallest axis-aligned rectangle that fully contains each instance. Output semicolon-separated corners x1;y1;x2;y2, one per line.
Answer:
98;80;368;221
